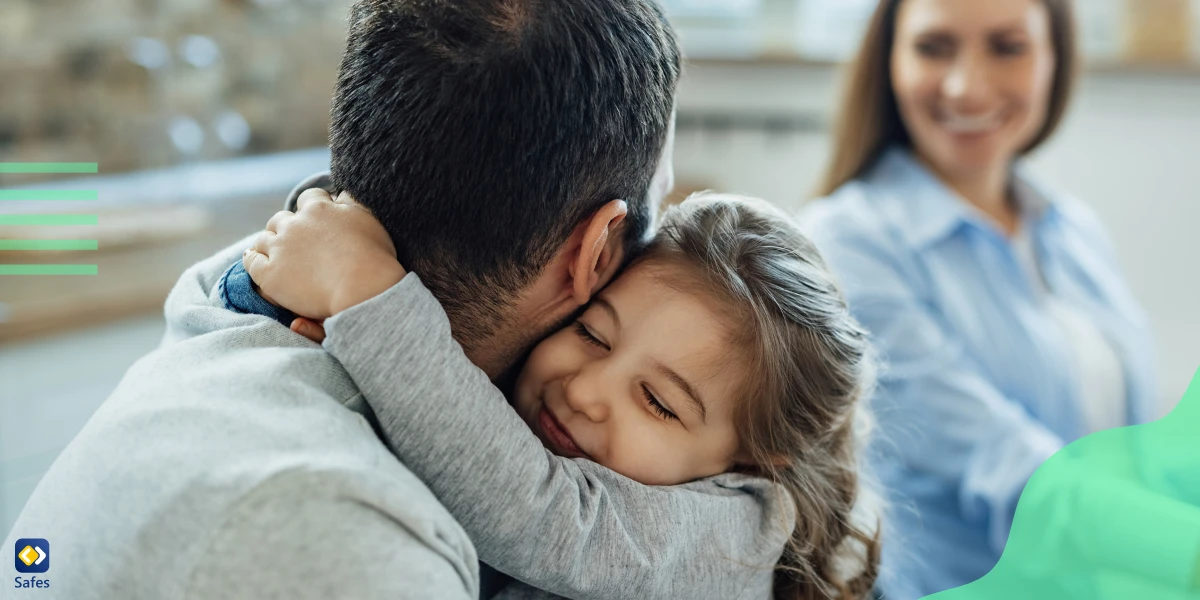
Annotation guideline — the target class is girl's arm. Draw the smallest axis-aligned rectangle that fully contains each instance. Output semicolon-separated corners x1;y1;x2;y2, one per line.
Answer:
244;190;791;599
490;581;567;600
322;274;789;600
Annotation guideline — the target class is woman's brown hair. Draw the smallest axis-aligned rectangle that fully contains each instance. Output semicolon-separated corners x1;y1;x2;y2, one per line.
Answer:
642;193;882;599
815;0;1079;197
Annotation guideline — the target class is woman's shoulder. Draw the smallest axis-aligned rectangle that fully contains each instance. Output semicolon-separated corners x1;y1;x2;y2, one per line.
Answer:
1017;166;1117;253
796;179;906;254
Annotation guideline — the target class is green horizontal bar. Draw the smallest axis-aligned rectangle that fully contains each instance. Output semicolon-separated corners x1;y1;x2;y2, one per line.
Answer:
0;163;98;174
0;264;98;275
0;240;98;251
0;190;98;201
0;214;98;226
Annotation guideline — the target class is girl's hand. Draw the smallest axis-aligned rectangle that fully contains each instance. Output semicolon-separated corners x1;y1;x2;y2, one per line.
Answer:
290;317;327;343
243;188;407;320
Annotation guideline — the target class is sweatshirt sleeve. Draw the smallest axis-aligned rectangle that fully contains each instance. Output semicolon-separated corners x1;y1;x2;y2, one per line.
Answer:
490;581;568;600
159;233;277;347
216;260;295;327
323;275;792;600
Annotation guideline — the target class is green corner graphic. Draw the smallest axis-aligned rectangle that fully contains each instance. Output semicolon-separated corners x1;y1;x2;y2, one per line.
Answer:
925;370;1200;599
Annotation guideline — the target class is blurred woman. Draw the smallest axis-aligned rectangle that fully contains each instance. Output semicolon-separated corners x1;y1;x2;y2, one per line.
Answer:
799;0;1156;597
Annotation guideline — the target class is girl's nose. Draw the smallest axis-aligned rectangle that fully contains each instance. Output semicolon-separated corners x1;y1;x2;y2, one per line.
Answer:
561;368;611;423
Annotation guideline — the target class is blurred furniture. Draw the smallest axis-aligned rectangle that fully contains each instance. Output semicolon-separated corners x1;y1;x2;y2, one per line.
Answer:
0;148;330;344
0;0;351;184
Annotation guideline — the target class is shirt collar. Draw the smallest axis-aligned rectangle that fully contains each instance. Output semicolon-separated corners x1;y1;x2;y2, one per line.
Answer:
865;146;1061;249
1010;162;1061;227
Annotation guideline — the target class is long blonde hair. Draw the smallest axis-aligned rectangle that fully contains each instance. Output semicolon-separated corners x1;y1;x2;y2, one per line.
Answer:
815;0;1080;197
642;193;882;599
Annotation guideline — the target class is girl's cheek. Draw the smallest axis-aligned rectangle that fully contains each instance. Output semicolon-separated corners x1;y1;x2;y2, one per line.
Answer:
535;335;579;373
618;428;671;476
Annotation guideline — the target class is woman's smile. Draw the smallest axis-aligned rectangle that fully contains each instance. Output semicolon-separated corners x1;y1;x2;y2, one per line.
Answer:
936;108;1007;136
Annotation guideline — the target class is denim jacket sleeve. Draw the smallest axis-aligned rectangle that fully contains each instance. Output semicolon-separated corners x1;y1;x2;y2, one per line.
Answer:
217;260;295;327
214;171;334;327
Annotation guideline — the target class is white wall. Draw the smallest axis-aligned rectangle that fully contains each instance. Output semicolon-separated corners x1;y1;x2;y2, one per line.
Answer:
672;62;1200;413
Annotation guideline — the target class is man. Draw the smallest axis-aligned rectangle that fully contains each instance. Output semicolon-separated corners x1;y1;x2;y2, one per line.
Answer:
4;0;680;598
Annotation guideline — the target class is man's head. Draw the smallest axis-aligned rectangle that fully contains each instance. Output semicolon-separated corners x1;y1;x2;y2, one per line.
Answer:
329;0;681;378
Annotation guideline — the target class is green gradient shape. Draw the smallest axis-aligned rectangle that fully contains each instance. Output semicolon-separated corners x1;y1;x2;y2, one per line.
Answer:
0;265;97;275
926;370;1200;599
0;190;98;201
0;240;98;251
0;214;98;226
0;163;98;174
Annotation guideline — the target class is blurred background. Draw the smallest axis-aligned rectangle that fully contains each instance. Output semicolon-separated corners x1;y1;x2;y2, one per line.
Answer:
2;0;1198;534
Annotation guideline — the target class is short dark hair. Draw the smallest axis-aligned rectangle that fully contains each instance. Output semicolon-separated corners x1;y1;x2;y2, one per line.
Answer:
329;0;681;341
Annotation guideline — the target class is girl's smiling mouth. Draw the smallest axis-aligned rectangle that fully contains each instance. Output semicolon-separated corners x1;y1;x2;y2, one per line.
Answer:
537;407;589;459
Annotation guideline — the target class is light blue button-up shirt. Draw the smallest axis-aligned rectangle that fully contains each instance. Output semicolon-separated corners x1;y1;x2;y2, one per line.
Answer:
798;147;1157;599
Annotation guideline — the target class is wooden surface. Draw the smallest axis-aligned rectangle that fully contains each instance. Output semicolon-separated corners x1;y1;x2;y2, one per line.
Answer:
0;194;283;345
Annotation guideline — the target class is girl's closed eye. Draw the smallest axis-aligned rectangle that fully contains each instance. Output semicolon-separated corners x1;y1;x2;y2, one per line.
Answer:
573;321;608;350
642;385;678;421
574;320;678;422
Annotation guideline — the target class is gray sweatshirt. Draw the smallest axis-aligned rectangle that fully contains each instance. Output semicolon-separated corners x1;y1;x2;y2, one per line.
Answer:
6;226;792;600
4;237;479;600
280;174;795;598
320;257;794;600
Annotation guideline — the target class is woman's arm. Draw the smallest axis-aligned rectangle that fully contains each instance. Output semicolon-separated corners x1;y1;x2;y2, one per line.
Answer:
321;275;789;600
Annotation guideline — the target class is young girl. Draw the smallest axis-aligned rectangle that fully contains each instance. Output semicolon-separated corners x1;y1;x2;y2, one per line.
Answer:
244;191;881;599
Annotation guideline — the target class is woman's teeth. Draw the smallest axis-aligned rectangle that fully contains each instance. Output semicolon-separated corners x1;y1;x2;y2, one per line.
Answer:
940;113;1003;133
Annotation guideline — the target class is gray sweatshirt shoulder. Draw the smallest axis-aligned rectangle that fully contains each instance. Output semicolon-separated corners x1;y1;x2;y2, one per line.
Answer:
4;236;478;600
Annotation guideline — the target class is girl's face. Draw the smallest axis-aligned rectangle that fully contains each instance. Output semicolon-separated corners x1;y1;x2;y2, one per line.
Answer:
891;0;1056;177
513;261;744;486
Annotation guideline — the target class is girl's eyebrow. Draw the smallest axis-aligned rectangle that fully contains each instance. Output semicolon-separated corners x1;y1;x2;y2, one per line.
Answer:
593;295;707;423
652;360;707;424
593;297;621;330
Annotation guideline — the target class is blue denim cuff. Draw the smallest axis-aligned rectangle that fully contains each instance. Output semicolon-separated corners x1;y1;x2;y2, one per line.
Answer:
218;260;295;327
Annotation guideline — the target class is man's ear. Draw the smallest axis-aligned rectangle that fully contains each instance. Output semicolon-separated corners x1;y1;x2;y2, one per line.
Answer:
568;199;628;305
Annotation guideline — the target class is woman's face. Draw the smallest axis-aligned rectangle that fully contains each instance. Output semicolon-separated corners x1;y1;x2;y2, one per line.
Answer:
890;0;1057;177
513;261;744;486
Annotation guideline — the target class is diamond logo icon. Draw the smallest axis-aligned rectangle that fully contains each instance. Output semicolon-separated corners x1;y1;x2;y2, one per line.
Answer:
18;545;41;566
13;538;49;573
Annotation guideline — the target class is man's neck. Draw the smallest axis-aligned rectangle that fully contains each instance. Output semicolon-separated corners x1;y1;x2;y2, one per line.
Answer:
468;348;507;382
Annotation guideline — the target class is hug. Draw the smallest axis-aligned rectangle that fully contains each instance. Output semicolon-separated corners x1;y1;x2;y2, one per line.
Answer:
4;1;1163;599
